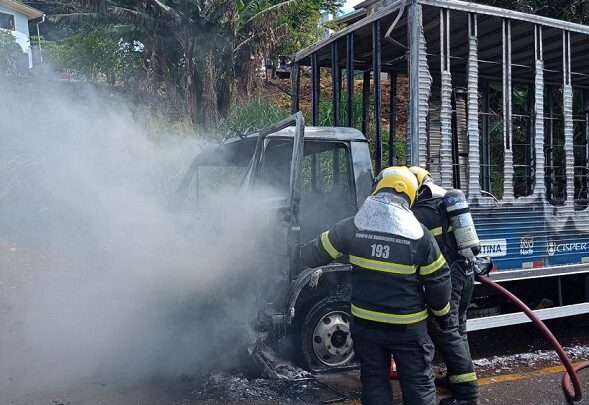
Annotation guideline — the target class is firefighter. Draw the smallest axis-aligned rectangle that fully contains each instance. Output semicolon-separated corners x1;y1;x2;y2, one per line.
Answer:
409;166;480;405
301;166;452;405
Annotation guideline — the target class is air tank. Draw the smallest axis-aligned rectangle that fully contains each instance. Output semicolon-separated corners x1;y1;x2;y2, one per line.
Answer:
442;189;480;258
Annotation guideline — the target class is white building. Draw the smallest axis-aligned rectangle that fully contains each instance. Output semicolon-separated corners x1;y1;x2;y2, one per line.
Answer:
0;0;44;69
319;11;333;39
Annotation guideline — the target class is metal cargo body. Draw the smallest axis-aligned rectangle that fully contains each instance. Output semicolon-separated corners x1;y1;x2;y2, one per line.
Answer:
291;0;589;279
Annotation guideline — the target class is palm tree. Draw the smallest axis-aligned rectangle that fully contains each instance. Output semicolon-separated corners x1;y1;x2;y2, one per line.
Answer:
43;0;298;126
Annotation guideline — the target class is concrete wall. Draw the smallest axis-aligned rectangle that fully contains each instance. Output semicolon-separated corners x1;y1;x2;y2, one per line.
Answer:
0;3;32;68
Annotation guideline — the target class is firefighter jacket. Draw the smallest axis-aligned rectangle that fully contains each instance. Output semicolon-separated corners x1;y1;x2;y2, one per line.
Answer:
301;205;451;330
412;196;465;270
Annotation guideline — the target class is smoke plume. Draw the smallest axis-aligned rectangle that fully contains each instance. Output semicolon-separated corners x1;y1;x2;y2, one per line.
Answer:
0;78;276;395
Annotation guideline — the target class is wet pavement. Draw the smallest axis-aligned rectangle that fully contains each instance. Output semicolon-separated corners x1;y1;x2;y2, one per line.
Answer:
4;362;588;404
3;318;589;405
2;240;589;404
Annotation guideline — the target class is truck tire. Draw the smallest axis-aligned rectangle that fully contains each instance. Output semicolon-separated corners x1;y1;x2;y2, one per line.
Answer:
300;297;355;372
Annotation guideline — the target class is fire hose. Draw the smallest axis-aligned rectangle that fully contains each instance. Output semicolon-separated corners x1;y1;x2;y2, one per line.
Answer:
475;274;589;402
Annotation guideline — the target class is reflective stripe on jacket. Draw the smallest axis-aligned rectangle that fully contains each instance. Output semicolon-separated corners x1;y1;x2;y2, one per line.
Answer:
301;216;451;328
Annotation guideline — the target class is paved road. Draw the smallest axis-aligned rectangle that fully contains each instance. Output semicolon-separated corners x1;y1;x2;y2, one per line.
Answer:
318;360;589;405
3;360;588;404
3;318;589;405
2;240;589;404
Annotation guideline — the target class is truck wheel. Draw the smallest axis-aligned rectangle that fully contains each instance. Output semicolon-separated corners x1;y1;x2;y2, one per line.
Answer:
301;297;355;371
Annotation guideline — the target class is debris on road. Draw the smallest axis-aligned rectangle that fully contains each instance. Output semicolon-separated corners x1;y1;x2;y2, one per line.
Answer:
191;372;344;403
473;344;589;372
249;335;311;380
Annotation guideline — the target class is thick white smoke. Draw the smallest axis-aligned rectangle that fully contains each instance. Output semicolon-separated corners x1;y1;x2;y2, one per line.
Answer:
0;79;276;396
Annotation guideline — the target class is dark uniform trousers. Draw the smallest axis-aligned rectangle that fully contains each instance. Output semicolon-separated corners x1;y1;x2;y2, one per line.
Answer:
412;198;479;400
453;266;475;347
428;265;478;399
353;322;436;405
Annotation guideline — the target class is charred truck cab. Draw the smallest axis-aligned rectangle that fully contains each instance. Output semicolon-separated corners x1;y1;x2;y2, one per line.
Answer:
179;0;589;372
176;114;373;370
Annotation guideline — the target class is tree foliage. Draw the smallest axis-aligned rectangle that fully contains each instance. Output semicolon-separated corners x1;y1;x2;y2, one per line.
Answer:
273;0;339;58
0;30;25;77
26;0;339;126
477;0;589;23
48;27;141;85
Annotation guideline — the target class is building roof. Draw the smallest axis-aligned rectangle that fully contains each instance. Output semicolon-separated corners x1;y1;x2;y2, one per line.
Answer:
0;0;44;20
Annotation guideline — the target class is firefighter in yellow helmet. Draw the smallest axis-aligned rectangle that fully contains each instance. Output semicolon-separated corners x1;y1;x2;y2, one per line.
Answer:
301;166;452;405
409;166;480;405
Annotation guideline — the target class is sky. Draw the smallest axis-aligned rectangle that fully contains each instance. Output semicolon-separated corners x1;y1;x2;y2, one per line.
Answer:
342;0;363;13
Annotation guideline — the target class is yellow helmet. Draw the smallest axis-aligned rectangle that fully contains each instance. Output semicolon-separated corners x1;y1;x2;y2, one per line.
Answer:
408;166;431;189
372;166;419;206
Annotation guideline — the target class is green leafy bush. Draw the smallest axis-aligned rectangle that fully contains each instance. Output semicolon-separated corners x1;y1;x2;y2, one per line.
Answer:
0;30;24;77
48;27;141;86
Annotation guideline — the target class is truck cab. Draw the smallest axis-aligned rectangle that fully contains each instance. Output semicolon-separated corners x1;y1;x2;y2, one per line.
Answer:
174;114;373;371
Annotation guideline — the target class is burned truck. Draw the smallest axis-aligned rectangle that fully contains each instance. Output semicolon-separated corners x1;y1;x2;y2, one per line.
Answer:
177;0;589;372
175;114;373;371
290;0;589;347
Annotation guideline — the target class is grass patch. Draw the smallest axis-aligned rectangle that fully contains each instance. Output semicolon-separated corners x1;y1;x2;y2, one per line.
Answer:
221;97;291;135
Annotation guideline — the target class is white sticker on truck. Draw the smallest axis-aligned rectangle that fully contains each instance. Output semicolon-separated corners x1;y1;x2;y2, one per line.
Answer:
479;239;507;257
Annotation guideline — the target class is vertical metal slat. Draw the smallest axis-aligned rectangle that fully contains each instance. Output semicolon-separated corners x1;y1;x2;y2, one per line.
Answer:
467;13;481;197
407;2;431;166
547;88;554;199
373;19;382;174
362;70;370;138
332;41;341;127
503;19;514;199
534;25;546;198
290;62;300;114
389;74;397;166
563;30;575;203
439;8;454;189
311;52;320;126
482;81;491;192
332;42;341;184
408;2;420;165
346;33;354;128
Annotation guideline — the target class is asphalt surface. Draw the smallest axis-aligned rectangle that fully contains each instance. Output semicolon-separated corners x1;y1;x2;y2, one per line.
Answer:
2;239;589;404
3;355;589;404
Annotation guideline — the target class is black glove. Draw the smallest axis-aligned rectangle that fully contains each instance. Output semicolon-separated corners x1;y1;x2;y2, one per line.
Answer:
474;256;493;276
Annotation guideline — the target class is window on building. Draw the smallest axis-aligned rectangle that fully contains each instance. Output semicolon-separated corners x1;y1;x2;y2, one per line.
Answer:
0;13;15;31
573;90;589;210
512;84;534;198
544;86;566;204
